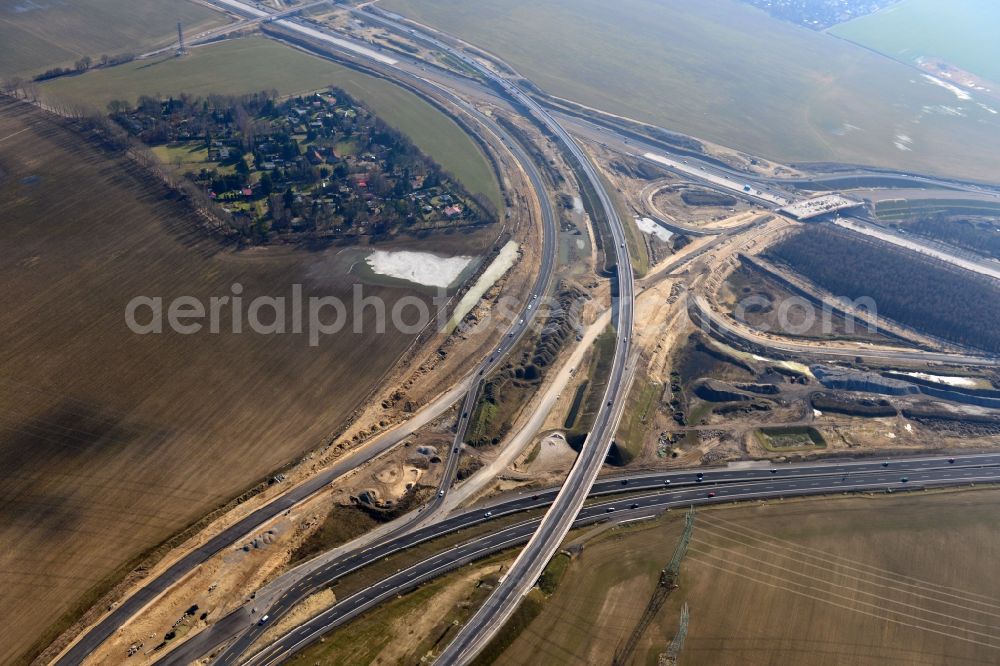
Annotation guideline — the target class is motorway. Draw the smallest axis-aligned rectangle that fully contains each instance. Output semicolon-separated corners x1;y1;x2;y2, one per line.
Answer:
56;2;1000;664
348;8;638;662
234;454;1000;665
417;87;558;516
556;111;1000;200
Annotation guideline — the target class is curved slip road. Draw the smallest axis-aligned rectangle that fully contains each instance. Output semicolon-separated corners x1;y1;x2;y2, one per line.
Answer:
689;294;998;367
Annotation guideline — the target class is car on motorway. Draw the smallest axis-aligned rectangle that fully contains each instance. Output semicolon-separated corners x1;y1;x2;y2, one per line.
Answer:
258;614;270;626
882;461;889;467
901;477;909;483
630;503;639;509
438;490;445;497
663;479;671;485
949;458;956;463
707;492;716;498
621;479;629;485
606;507;616;512
484;511;493;518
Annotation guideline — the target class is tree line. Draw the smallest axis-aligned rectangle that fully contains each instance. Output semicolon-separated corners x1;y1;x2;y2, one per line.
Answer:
766;225;1000;352
899;214;1000;261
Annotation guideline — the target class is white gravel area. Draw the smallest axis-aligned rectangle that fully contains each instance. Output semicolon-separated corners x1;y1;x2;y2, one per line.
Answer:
634;216;674;242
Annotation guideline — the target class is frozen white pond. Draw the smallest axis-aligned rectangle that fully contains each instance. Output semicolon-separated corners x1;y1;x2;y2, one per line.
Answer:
635;216;674;243
366;250;474;288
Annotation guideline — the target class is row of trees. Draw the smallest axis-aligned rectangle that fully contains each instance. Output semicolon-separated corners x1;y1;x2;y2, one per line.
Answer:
766;226;1000;352
32;52;136;82
902;214;1000;261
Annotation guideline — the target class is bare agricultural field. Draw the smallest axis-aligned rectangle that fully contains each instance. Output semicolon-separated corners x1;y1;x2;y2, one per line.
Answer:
498;489;1000;666
383;0;1000;182
682;492;1000;665
495;516;687;665
0;100;493;664
0;0;230;79
38;36;501;209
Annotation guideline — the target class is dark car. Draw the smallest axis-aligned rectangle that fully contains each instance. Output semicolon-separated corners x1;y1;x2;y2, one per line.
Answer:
707;492;716;498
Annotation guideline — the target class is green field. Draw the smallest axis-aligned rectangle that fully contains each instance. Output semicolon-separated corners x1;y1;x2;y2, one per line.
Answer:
40;37;501;207
0;0;230;79
831;0;1000;84
384;0;1000;182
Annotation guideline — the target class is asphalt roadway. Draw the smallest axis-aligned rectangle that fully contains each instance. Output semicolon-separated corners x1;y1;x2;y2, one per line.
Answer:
164;5;639;662
232;453;1000;665
555;111;1000;200
422;90;558;516
385;17;637;662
